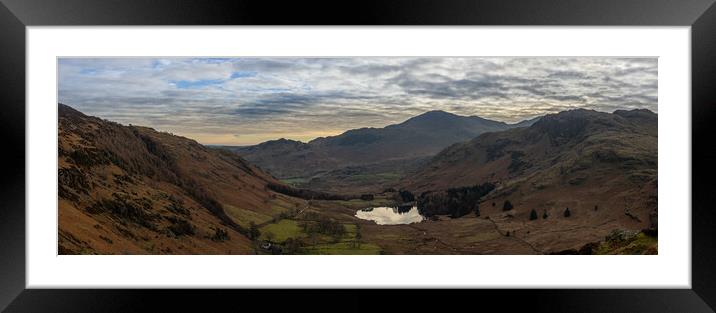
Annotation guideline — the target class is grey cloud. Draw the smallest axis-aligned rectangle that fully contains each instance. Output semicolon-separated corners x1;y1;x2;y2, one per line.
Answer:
59;57;658;145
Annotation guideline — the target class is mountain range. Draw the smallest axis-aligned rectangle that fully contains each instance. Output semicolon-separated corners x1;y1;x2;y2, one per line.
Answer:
228;110;541;192
58;103;657;254
403;108;657;252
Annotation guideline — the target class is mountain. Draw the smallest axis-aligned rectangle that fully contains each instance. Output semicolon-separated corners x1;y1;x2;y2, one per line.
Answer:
58;104;303;254
402;109;657;251
511;115;542;128
57;104;656;255
229;110;535;192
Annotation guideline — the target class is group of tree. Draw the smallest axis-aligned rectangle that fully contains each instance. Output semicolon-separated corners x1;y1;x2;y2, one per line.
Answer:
248;222;261;240
282;237;305;254
299;216;346;240
396;189;415;203
526;207;570;220
417;183;495;218
266;183;354;201
516;206;574;221
349;224;362;248
209;227;230;242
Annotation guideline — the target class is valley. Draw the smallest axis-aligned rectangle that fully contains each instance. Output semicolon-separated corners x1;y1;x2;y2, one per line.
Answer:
223;110;540;193
58;103;657;255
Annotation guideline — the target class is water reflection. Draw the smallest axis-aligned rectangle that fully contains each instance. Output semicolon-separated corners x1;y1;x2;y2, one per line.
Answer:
355;206;424;225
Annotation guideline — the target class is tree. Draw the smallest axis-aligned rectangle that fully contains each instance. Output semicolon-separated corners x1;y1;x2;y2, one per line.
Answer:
248;222;261;240
398;190;415;202
529;209;538;221
503;200;514;211
350;224;363;248
283;237;304;254
564;207;571;217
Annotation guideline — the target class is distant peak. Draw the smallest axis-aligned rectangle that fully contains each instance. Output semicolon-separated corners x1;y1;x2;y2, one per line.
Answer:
613;108;657;116
258;138;305;147
405;110;459;121
422;110;453;116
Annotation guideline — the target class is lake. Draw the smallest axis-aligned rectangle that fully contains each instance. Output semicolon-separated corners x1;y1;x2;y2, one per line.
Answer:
354;206;424;225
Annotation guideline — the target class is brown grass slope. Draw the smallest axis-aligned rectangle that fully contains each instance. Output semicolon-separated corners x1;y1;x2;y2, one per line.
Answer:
403;109;657;252
58;103;302;254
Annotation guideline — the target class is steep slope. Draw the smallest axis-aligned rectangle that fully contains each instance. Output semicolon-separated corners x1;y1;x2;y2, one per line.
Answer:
402;109;657;252
58;104;303;254
230;110;536;192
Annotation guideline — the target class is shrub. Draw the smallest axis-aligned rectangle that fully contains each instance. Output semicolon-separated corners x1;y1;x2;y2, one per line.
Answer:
210;228;230;242
543;210;548;219
529;209;538;220
564;207;571;217
58;167;89;192
89;194;158;230
248;222;261;240
503;200;514;211
167;217;195;237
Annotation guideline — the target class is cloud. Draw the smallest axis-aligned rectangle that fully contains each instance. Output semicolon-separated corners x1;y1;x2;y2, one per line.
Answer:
58;57;657;145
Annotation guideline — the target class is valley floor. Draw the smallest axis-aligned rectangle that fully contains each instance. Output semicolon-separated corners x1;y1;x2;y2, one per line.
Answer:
248;193;656;255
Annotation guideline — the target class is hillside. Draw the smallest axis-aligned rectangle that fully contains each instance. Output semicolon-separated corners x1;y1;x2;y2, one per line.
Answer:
57;104;656;255
58;104;304;254
230;110;539;193
401;109;658;252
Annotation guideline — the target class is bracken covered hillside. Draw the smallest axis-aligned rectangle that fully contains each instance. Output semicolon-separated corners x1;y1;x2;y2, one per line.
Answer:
58;103;303;254
403;109;657;252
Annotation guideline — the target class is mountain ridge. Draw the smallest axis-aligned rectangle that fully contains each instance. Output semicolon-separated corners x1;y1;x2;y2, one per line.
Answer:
400;108;657;251
229;109;541;192
58;103;304;254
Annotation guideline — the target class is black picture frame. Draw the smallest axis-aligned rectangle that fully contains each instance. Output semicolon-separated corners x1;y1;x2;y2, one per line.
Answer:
1;0;715;312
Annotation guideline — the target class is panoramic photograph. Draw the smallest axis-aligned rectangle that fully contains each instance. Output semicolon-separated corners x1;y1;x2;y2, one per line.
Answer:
57;57;658;255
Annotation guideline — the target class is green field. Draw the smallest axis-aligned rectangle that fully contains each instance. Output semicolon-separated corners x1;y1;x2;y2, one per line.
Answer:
255;216;383;254
303;241;382;255
259;219;305;242
222;204;272;228
280;177;311;186
268;196;300;215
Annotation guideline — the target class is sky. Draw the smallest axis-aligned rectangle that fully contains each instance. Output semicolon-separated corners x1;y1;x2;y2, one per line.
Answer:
58;57;657;146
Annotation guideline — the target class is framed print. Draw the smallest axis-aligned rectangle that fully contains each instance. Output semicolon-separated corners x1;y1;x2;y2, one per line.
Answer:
1;0;716;312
